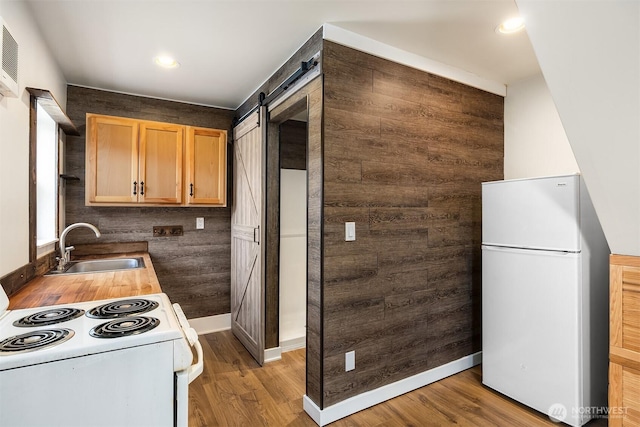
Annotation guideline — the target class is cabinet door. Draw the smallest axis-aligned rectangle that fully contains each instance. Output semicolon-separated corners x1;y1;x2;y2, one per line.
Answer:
185;126;227;206
139;122;183;204
86;114;139;204
609;363;640;427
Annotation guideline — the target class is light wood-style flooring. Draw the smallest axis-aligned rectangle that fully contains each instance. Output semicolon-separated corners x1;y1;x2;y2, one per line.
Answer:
189;331;608;426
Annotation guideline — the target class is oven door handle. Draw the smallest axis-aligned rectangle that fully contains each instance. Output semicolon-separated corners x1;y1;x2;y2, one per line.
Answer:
188;339;204;383
173;303;198;345
172;303;204;383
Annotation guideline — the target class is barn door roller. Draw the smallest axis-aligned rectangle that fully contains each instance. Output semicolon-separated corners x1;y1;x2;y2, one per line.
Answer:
234;56;318;126
260;57;318;107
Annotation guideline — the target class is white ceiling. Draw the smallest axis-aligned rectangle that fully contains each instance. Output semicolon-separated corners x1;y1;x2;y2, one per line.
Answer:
25;0;540;110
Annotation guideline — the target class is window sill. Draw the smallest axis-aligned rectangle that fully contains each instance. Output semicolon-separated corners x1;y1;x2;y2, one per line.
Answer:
36;239;58;258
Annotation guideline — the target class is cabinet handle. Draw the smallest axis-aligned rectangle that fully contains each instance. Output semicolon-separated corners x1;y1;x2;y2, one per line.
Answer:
133;181;137;195
190;183;194;197
140;181;145;196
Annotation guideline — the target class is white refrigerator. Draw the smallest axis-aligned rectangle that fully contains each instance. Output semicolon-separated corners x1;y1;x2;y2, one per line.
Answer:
481;174;610;427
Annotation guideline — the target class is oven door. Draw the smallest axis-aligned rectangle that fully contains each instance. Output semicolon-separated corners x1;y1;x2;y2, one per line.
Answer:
175;340;203;427
175;369;189;427
1;341;176;427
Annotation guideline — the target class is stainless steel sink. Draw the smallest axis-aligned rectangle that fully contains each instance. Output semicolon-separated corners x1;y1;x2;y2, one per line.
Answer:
46;257;145;275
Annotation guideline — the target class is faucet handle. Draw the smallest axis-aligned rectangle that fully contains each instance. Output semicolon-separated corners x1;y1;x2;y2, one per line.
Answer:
64;246;75;261
56;256;66;271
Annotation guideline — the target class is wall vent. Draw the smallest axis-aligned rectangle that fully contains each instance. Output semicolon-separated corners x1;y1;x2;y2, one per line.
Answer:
0;17;18;98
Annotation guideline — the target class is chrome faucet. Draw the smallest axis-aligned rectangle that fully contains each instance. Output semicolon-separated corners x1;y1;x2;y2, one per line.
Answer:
57;223;101;271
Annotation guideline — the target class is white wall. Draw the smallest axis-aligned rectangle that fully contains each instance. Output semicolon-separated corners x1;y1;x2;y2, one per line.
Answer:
504;73;579;180
279;169;307;344
516;0;640;257
0;1;67;277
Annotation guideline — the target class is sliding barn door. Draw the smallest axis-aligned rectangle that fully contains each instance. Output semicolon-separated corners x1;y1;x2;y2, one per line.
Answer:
231;108;266;365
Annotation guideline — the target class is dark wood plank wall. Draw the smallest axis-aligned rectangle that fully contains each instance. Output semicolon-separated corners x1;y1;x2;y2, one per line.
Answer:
305;78;324;406
262;77;323;402
64;86;235;318
265;116;281;351
280;120;307;170
320;41;504;406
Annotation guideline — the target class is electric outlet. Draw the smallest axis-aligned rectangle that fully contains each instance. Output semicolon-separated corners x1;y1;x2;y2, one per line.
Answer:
345;350;355;372
196;217;205;229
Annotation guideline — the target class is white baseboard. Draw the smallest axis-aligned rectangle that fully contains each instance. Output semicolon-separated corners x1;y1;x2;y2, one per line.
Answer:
264;347;282;363
188;313;231;335
264;335;307;363
281;336;306;352
303;351;483;426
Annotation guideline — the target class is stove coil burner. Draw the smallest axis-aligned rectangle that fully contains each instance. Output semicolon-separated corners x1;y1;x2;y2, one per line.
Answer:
86;299;159;319
89;316;159;339
0;329;74;354
13;308;85;327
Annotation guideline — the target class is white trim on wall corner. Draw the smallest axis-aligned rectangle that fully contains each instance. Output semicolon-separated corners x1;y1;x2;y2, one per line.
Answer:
188;313;231;335
322;23;506;97
264;347;282;363
303;351;483;426
264;336;307;363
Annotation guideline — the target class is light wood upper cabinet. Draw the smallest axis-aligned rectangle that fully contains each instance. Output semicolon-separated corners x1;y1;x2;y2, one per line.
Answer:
185;126;227;206
86;115;139;204
139;122;183;204
86;114;226;207
86;114;182;205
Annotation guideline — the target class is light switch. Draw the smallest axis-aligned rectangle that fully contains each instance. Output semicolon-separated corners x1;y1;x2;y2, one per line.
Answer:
345;351;355;371
196;217;205;229
345;222;356;241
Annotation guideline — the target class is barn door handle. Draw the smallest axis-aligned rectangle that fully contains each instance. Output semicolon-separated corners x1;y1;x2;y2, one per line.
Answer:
253;226;260;244
140;181;145;196
133;181;137;195
190;183;194;197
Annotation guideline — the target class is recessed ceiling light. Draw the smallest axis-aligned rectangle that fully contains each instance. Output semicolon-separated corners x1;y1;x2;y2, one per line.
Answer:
497;16;525;34
154;56;180;68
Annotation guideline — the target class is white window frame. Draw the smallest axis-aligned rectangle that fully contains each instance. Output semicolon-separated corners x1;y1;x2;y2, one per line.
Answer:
35;102;60;257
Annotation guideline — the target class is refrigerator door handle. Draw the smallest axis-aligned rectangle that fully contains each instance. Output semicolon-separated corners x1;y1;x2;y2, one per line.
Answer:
481;244;579;256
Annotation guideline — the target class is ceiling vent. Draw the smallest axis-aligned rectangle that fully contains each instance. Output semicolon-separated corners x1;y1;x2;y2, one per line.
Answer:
0;17;18;98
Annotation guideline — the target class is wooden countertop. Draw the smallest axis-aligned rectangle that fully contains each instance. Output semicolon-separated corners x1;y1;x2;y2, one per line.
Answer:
8;252;162;309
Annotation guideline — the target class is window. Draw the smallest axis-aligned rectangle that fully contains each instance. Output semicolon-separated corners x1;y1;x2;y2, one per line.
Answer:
35;103;59;251
27;88;78;267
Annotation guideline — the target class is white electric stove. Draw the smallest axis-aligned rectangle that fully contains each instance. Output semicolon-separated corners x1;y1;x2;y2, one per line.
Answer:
0;285;203;427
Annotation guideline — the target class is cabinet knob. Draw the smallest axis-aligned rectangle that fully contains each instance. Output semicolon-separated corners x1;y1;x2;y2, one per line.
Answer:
133;181;137;195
